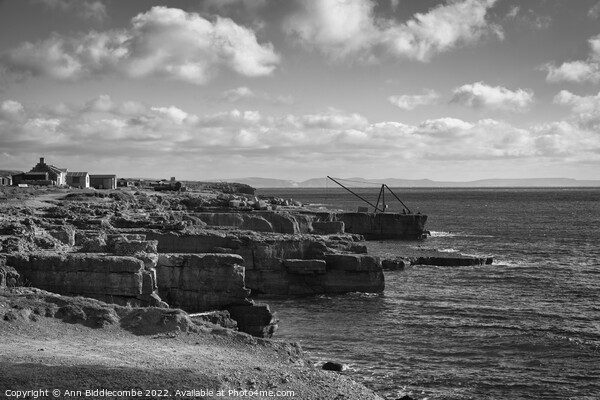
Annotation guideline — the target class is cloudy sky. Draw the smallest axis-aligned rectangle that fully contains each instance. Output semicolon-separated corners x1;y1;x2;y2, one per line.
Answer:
1;0;600;181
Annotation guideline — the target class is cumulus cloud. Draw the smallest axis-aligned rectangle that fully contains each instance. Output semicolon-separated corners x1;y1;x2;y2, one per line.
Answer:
284;0;501;62
35;0;108;22
450;82;534;111
0;6;279;84
3;94;600;175
388;89;440;110
543;34;600;84
553;90;600;113
553;90;600;131
219;86;293;104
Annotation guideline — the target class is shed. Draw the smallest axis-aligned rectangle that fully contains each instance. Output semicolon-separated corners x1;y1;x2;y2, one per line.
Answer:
90;174;117;190
0;175;12;186
66;172;90;188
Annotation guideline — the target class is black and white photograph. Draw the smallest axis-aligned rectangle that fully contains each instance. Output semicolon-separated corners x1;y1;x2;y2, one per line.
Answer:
1;1;599;399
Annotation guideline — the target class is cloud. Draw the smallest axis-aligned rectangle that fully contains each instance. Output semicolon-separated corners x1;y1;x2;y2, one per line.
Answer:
553;90;600;113
589;2;600;19
298;109;369;130
284;0;501;62
388;89;440;110
219;86;293;104
450;82;534;111
34;0;108;22
553;90;600;131
4;94;600;174
504;6;551;30
544;60;600;84
0;6;279;84
1;99;24;114
543;34;600;84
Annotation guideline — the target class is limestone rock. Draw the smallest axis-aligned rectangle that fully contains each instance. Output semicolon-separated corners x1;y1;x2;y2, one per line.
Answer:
240;216;273;232
226;303;278;338
283;259;326;275
312;221;345;235
47;225;76;246
6;254;159;305
382;259;408;270
190;310;238;330
156;253;251;312
325;254;381;272
0;264;19;288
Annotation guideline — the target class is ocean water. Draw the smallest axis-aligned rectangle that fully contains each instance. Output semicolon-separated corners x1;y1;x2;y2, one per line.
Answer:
256;187;600;400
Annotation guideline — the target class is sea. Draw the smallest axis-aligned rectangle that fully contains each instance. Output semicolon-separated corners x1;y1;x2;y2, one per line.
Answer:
255;187;600;400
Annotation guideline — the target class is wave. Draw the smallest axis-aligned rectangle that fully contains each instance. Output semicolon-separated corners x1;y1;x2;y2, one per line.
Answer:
438;248;460;253
429;230;457;237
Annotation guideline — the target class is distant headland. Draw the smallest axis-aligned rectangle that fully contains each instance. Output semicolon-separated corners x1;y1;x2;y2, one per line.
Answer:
217;177;600;189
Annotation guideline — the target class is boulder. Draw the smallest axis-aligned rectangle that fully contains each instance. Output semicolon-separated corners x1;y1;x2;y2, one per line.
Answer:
322;362;344;372
382;258;408;270
226;303;278;338
0;264;19;288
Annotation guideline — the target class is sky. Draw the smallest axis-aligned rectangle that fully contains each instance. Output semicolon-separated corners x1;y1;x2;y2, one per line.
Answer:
1;0;600;182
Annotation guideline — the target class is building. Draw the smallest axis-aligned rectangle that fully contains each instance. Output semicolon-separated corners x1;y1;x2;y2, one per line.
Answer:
117;178;135;188
29;157;67;186
0;175;12;186
90;174;117;189
11;172;52;186
66;172;90;188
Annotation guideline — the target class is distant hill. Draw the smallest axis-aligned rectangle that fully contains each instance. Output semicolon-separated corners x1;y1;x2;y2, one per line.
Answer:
220;177;600;188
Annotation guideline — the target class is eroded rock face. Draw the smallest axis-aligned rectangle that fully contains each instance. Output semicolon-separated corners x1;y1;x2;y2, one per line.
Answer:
6;253;160;307
1;188;396;338
146;230;384;296
156;253;251;312
0;261;19;288
192;211;314;234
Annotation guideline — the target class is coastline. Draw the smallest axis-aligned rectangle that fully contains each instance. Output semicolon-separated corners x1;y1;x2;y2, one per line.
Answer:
1;185;393;400
0;184;492;400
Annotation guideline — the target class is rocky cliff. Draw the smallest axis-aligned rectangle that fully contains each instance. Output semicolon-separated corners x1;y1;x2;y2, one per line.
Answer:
0;187;388;337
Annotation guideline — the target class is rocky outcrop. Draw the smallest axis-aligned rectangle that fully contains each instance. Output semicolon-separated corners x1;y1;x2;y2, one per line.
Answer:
381;258;408;270
407;254;493;266
144;230;384;296
155;253;251;311
154;253;279;337
6;253;161;307
193;211;314;234
227;303;278;338
0;260;19;288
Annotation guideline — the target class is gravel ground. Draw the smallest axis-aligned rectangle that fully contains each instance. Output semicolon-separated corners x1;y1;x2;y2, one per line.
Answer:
0;288;383;400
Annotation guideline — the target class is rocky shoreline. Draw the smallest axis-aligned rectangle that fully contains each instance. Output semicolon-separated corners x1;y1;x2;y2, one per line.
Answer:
0;185;491;399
